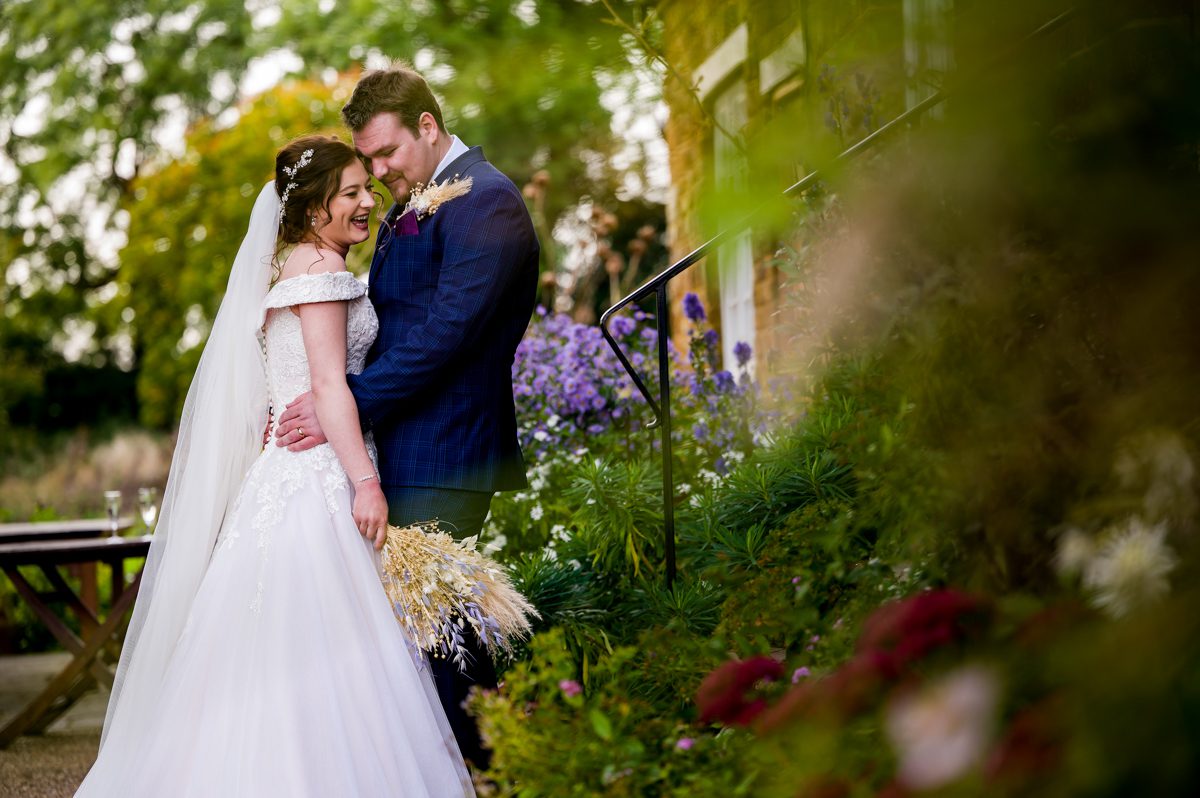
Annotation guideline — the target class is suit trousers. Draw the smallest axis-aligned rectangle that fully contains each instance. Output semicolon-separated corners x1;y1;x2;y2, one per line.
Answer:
384;485;498;770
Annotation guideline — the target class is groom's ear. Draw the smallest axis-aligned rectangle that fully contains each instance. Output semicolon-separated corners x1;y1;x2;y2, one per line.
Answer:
418;111;441;143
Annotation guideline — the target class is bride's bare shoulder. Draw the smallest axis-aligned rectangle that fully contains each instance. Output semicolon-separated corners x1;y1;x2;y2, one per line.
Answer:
279;243;347;280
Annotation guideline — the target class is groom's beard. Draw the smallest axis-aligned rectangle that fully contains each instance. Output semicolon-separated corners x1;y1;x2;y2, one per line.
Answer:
382;177;411;205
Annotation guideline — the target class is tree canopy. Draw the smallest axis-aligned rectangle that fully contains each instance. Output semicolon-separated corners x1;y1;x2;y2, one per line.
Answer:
1;0;665;438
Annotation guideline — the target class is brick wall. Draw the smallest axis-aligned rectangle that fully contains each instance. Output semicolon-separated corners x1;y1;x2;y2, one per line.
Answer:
658;0;903;378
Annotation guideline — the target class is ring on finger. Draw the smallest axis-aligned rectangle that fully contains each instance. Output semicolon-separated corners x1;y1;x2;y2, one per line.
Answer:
297;427;305;438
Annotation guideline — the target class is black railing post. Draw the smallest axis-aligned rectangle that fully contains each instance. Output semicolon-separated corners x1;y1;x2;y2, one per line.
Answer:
655;285;676;587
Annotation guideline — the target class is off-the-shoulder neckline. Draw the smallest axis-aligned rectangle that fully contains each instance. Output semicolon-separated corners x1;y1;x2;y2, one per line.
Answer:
266;270;362;295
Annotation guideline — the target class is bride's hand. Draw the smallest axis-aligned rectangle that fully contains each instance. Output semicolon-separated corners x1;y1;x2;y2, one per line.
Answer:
352;481;388;550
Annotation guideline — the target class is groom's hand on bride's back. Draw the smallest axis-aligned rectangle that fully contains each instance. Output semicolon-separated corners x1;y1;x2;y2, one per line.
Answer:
274;392;327;451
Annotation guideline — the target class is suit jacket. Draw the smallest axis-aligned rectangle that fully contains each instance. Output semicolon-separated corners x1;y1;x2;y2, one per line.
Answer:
348;147;539;492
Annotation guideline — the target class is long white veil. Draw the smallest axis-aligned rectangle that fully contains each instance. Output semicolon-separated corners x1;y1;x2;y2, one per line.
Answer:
96;182;277;754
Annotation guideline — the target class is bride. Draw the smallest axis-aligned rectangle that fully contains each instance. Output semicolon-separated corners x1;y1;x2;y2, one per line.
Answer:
76;135;475;797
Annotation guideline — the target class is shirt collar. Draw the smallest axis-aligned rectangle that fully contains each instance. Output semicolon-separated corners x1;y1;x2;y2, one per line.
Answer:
433;135;470;182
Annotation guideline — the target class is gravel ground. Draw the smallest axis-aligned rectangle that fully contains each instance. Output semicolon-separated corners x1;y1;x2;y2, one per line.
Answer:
0;732;98;798
0;653;102;798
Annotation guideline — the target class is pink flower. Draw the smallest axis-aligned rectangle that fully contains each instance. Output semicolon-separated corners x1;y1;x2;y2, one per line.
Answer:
886;666;1000;790
675;737;695;750
558;679;582;698
792;666;812;683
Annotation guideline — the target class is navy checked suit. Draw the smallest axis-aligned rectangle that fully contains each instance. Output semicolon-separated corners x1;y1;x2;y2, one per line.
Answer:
348;146;539;493
347;146;538;769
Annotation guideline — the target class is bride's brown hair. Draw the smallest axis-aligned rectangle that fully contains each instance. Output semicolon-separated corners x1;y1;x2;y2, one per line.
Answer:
272;135;359;273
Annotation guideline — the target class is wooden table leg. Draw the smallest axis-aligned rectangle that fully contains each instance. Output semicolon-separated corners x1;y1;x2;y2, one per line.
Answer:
0;571;142;749
43;566;100;636
3;567;114;688
41;565;122;663
25;672;96;735
70;562;99;616
110;559;124;603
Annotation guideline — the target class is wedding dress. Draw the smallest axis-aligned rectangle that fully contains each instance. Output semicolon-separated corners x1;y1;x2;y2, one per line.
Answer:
76;188;475;797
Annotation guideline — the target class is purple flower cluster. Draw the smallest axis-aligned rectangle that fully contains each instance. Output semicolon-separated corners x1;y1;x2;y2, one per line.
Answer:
512;307;665;459
511;296;768;475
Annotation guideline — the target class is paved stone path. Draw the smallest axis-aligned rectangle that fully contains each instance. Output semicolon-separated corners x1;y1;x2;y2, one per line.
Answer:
0;653;104;798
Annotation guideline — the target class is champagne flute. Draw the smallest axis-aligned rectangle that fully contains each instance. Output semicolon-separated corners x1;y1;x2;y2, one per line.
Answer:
104;490;122;540
138;486;158;532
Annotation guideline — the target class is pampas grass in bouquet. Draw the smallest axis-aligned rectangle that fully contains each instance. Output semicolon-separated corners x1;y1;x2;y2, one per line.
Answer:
379;521;538;669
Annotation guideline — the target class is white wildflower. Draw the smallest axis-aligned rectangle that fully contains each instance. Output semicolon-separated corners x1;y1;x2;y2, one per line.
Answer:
551;524;569;542
483;534;507;554
1053;528;1096;578
886;665;1000;791
530;504;544;521
547;414;561;429
697;468;721;486
544;546;559;561
677;483;692;495
530;474;547;491
723;450;745;466
689;494;703;508
533;430;549;442
513;492;530;503
1083;517;1177;618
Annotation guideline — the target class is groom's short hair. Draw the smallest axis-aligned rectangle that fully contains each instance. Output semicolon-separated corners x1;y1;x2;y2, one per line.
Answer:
342;62;447;135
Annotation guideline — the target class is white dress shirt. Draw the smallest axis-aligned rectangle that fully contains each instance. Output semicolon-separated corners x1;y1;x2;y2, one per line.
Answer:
433;135;470;182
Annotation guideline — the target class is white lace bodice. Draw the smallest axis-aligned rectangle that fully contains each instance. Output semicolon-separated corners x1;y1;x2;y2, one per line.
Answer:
216;270;379;564
257;271;379;420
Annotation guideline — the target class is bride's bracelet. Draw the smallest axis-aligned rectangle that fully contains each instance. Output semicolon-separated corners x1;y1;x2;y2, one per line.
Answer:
357;473;380;484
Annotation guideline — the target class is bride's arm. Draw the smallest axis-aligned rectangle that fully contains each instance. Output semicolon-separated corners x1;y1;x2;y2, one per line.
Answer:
297;297;388;549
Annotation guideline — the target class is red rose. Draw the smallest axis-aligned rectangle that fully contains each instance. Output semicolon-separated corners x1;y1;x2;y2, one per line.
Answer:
696;656;784;726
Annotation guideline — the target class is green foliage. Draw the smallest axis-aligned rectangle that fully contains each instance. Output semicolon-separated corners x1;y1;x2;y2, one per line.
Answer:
473;4;1200;795
2;0;666;444
270;0;648;228
626;578;723;638
714;451;855;532
0;0;254;402
506;552;616;679
472;628;758;797
565;457;664;579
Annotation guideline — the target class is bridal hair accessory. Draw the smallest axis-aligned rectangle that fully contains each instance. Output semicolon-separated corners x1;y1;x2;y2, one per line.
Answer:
379;521;538;670
278;148;315;223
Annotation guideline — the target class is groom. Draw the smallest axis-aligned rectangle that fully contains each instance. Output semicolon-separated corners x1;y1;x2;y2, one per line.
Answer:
274;63;540;768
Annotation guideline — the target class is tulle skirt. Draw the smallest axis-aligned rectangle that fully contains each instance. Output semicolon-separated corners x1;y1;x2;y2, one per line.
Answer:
76;445;475;797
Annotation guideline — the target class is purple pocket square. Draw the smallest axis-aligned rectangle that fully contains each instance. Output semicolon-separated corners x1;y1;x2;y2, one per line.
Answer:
393;209;419;236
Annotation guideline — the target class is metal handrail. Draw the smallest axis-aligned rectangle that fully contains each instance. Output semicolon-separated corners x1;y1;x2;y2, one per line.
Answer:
599;8;1076;588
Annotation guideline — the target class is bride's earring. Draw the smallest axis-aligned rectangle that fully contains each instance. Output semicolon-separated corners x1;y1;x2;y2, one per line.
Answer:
311;215;317;228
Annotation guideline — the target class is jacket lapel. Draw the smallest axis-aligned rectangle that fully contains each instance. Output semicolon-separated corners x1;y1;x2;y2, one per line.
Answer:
433;146;486;183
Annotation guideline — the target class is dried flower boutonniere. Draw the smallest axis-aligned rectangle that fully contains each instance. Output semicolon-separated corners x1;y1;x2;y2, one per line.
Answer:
406;174;474;220
389;175;474;237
